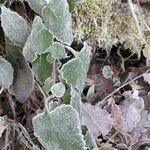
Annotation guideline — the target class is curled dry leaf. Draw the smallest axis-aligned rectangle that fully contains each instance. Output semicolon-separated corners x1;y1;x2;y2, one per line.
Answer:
5;40;34;103
81;103;113;137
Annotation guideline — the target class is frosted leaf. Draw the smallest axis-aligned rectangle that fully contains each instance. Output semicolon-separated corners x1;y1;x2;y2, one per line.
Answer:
102;65;113;79
61;44;91;91
0;56;14;89
81;103;113;137
70;88;82;114
26;0;47;15
5;39;34;103
1;6;29;45
51;82;66;97
143;73;150;84
42;0;73;45
120;91;145;132
32;53;53;83
43;77;53;94
47;42;67;59
33;105;86;150
23;16;53;62
85;130;99;150
110;101;127;133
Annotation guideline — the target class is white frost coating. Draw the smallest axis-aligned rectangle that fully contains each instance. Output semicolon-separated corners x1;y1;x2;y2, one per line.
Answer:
61;44;91;91
42;0;73;45
82;103;113;137
47;42;67;59
33;105;86;150
70;87;82;115
51;82;66;97
85;130;99;150
26;0;47;15
23;16;53;62
0;57;14;89
1;6;29;45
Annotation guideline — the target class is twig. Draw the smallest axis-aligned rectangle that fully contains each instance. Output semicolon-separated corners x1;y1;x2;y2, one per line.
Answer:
99;68;150;106
36;81;48;100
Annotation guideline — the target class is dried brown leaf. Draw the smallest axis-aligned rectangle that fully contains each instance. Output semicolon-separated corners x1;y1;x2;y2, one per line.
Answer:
81;103;113;137
110;101;127;133
120;90;145;132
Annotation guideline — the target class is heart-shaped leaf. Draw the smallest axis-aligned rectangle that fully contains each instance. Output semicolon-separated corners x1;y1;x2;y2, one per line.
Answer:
33;105;86;150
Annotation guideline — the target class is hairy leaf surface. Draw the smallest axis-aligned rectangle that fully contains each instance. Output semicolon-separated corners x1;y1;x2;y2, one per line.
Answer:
61;44;91;91
32;53;53;83
47;42;67;59
23;16;53;62
1;6;29;45
26;0;47;15
33;105;86;150
42;0;73;45
85;130;99;150
51;82;66;97
70;88;82;114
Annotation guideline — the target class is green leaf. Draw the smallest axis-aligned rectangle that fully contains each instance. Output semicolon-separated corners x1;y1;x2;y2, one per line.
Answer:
32;53;52;83
5;40;34;103
70;88;82;114
42;0;73;45
0;56;14;89
33;105;86;150
43;77;53;94
46;53;55;64
85;130;99;150
23;16;53;62
47;42;67;59
26;0;47;15
61;44;91;91
1;6;29;45
51;82;66;97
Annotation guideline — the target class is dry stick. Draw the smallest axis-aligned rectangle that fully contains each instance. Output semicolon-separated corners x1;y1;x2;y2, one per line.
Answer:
99;68;150;106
